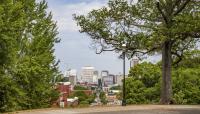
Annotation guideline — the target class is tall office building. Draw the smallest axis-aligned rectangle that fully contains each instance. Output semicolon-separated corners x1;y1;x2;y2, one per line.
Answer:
64;69;77;85
101;70;109;77
81;66;95;83
102;75;115;87
116;73;123;86
131;56;139;67
93;70;99;83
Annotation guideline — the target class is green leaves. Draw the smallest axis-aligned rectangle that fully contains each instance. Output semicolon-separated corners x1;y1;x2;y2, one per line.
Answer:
0;0;60;112
75;0;200;104
172;67;200;104
126;55;200;104
126;63;161;104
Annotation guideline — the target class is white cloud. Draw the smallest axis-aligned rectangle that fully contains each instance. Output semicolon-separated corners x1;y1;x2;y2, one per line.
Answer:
48;1;107;32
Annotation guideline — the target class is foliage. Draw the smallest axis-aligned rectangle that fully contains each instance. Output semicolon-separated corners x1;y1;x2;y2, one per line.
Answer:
175;50;200;68
125;78;146;104
79;101;89;105
110;85;121;90
78;101;90;107
126;59;200;104
172;67;200;104
69;91;95;105
74;0;200;104
129;62;161;88
87;93;96;104
116;92;122;100
0;0;60;112
99;92;107;104
74;85;88;90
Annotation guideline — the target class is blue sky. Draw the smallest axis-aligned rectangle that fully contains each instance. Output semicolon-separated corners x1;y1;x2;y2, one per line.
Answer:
45;0;161;76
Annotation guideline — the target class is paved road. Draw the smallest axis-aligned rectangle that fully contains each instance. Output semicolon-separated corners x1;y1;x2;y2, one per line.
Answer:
12;105;200;114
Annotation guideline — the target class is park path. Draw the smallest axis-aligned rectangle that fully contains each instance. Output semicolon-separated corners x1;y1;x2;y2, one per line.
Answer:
6;105;200;114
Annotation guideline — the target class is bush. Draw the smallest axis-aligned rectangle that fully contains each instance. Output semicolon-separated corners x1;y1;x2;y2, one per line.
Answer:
125;78;146;104
99;92;107;104
172;67;200;104
74;85;88;90
127;62;161;104
69;90;95;106
78;101;90;107
110;85;121;90
80;101;89;105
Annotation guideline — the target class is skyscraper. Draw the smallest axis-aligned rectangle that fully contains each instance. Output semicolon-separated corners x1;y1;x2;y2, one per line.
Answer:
81;66;95;83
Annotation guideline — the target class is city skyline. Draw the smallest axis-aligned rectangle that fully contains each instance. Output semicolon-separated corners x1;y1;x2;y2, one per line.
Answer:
45;0;161;75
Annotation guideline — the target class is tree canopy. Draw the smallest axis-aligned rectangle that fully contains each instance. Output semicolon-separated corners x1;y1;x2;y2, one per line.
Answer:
0;0;60;112
127;54;200;104
74;0;200;104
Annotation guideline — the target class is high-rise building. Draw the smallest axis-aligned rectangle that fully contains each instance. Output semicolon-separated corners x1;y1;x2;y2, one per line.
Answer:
101;70;109;77
102;75;115;87
116;74;123;86
81;66;95;83
93;70;98;83
131;57;139;67
64;69;77;85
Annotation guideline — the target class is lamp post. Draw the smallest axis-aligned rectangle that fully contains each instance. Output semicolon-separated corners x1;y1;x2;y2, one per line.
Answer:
122;43;126;106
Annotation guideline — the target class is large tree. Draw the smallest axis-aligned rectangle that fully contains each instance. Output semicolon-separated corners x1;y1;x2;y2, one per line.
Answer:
12;0;60;109
0;0;60;112
74;0;200;104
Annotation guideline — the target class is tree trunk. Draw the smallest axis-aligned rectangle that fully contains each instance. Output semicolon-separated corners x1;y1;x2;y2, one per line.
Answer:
160;41;172;104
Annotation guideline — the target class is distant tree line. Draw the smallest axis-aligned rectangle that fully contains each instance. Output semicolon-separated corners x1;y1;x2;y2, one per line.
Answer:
0;0;61;112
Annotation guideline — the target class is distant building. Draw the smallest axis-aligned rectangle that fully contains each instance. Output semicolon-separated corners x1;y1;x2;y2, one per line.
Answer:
93;70;98;83
131;57;139;67
109;74;116;84
98;79;103;89
56;82;71;106
64;69;77;85
102;75;115;87
101;70;109;77
81;66;95;83
116;75;123;86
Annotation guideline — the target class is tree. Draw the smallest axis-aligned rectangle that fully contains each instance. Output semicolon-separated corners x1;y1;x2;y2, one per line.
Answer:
128;63;161;104
74;0;200;104
125;78;146;104
99;92;107;104
0;0;60;112
127;60;200;104
13;0;60;109
0;0;27;112
173;67;200;104
129;62;161;88
175;50;200;68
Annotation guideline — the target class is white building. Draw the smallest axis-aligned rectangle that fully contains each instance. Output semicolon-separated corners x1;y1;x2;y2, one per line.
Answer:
131;56;139;67
65;69;77;77
64;69;77;85
93;70;98;83
101;70;109;77
81;66;95;83
116;75;123;86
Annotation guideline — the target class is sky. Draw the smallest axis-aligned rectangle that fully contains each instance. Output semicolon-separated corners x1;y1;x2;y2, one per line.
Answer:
44;0;161;76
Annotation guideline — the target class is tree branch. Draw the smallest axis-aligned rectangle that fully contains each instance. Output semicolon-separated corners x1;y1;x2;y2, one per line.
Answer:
96;48;116;54
173;0;191;16
156;1;169;24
